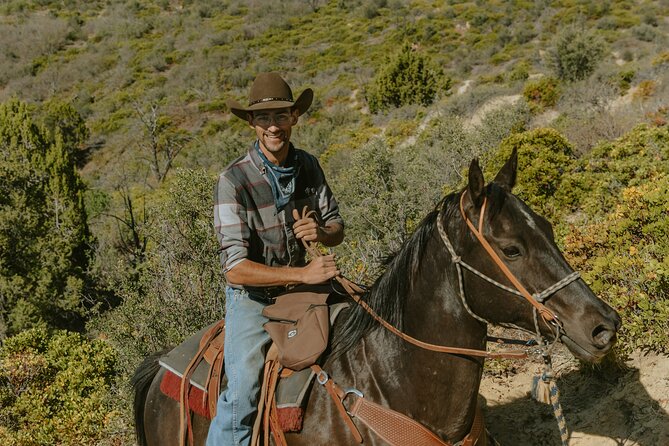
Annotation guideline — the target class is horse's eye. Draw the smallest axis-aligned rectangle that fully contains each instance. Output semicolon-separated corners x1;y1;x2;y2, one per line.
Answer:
502;246;521;258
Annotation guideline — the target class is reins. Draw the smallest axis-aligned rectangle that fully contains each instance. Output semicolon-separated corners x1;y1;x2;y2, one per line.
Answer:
299;207;525;360
297;192;578;445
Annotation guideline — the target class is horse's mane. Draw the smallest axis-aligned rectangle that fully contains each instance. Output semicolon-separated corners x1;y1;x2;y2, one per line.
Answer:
331;191;464;356
330;183;509;357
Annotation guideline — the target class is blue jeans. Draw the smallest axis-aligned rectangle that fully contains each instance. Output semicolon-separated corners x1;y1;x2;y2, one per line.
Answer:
207;287;271;446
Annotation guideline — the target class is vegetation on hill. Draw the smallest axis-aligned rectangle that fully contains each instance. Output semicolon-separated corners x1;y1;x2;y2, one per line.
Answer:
0;0;668;443
0;99;96;337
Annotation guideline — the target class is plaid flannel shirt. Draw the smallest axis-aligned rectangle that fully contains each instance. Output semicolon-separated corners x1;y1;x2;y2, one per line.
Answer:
214;143;344;283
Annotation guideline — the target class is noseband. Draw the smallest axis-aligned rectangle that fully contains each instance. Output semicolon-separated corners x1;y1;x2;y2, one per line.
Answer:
436;192;581;334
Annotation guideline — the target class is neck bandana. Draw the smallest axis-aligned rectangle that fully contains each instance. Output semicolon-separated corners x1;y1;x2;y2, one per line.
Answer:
255;141;299;212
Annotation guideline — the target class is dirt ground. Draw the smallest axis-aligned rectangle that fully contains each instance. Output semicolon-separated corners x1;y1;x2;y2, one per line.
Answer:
479;345;669;445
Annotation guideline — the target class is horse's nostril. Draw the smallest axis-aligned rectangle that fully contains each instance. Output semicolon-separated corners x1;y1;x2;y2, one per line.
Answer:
592;324;615;348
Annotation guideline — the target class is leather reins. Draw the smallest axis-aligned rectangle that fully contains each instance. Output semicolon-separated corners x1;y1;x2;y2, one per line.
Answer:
299;206;526;360
303;187;583;360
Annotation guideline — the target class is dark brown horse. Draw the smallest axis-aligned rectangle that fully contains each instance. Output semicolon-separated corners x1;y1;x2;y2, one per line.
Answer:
132;151;621;445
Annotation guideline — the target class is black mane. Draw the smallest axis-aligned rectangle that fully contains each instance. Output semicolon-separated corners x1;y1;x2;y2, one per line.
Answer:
331;192;463;356
330;183;510;356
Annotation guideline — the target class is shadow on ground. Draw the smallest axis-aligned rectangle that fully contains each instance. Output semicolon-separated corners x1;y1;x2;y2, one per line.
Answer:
482;363;669;445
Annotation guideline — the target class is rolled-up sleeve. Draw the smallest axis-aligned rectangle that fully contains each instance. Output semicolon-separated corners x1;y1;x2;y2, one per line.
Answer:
214;174;249;272
317;179;344;228
314;161;344;228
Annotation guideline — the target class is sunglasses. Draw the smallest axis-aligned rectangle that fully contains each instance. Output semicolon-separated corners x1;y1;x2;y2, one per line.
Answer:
252;112;293;127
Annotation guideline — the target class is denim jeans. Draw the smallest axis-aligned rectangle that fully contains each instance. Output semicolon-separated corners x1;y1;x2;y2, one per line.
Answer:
206;286;271;446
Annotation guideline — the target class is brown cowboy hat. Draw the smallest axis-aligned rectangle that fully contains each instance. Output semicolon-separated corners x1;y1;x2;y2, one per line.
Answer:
227;72;313;120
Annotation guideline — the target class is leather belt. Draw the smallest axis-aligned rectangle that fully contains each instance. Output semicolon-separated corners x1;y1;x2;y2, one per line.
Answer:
247;286;287;305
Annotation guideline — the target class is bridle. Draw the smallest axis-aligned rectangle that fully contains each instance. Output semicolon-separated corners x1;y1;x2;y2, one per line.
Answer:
300;192;580;445
433;192;575;446
435;192;581;340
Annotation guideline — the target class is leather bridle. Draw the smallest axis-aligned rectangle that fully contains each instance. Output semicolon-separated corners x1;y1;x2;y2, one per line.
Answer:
298;195;583;445
434;192;581;338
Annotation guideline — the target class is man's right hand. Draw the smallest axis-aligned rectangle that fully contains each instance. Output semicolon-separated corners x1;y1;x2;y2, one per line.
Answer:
301;254;339;284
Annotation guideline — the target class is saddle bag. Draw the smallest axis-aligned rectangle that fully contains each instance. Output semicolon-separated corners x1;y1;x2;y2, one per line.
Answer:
262;291;329;371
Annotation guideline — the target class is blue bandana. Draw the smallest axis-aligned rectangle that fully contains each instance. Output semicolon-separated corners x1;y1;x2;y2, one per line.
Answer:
255;141;299;212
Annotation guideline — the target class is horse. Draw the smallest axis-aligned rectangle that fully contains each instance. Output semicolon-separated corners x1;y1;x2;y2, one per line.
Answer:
132;150;621;445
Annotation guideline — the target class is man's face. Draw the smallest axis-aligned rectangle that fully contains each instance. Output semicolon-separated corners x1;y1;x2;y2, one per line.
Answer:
248;108;298;162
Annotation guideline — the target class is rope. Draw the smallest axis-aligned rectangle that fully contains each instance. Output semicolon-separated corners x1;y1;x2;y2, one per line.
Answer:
531;353;569;446
550;377;569;446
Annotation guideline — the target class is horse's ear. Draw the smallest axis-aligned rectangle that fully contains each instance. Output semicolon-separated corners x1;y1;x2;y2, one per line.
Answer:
493;147;518;192
467;158;485;207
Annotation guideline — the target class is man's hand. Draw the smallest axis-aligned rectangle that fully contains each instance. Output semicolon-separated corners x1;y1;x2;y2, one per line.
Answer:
301;254;339;284
292;208;322;243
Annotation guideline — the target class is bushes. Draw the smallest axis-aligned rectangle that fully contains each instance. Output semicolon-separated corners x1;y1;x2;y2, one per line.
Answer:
547;26;606;82
0;328;118;445
561;176;669;354
91;168;225;375
523;76;560;111
365;43;444;113
485;128;574;212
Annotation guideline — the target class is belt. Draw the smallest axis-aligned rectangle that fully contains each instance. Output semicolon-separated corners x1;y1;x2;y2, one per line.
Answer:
247;286;288;305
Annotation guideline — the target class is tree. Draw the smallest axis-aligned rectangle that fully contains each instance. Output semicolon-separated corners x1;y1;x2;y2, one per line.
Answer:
0;99;93;337
134;103;192;184
365;43;445;113
547;27;606;82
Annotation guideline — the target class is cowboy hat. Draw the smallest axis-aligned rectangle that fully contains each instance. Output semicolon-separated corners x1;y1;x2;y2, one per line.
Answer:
226;72;313;120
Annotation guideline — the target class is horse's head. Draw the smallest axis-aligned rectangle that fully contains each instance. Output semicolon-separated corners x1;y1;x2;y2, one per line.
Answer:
453;149;621;362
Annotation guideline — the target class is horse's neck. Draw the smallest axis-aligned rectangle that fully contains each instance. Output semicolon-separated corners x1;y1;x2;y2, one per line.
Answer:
346;231;487;441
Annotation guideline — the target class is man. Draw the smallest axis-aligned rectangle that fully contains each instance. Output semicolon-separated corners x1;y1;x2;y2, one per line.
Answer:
208;72;345;445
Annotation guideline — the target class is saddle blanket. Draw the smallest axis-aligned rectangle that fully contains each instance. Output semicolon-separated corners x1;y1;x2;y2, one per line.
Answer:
158;301;349;432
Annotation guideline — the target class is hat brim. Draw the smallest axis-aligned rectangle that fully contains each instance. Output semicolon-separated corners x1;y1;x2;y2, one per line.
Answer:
227;88;313;121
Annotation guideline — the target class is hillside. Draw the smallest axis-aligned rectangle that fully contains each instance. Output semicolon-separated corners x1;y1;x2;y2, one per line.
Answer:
0;0;668;184
1;1;668;445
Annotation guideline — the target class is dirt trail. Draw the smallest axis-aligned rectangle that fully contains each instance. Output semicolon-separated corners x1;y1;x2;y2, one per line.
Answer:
479;346;669;445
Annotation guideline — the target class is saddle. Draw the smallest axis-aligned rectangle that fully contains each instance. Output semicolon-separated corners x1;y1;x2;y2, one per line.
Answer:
158;289;348;445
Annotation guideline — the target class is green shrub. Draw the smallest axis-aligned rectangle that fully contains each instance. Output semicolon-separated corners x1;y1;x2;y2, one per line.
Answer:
509;60;530;81
553;124;669;216
0;328;118;445
522;76;561;112
90;168;225;375
547;27;606;82
485;128;575;212
631;24;657;42
560;173;669;355
365;43;443;113
616;69;635;94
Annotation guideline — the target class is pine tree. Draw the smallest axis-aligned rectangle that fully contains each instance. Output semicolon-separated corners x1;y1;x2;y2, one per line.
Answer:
366;43;444;113
0;99;92;337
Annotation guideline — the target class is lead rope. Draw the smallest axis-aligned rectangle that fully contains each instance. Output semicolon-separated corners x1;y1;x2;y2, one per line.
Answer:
532;280;569;446
532;310;570;446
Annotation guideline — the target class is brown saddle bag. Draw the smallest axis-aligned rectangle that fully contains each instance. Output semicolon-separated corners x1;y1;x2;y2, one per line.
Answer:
262;291;330;371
